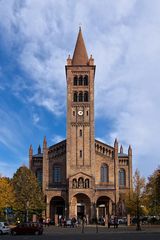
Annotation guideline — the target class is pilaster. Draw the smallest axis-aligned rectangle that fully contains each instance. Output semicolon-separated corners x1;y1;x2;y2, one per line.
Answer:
128;145;133;189
29;145;33;170
114;138;119;212
42;136;49;192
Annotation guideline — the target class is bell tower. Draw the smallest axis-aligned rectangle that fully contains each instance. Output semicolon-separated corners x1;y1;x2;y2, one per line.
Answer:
66;28;96;178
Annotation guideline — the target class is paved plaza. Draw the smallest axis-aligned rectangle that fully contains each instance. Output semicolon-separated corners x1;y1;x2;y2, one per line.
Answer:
0;225;160;240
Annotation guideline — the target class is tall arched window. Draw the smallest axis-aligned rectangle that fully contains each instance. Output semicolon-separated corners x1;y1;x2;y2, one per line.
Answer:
84;75;88;85
79;75;83;85
84;91;89;102
119;169;126;187
73;76;78;85
79;92;83;102
80;150;82;158
100;164;109;182
36;169;42;185
73;92;78;102
53;165;61;183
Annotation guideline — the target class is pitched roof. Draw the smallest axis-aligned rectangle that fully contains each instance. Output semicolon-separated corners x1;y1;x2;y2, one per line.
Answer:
72;27;88;65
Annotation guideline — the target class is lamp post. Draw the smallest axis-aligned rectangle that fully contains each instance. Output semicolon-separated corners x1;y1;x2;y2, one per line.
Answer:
65;207;67;220
26;201;29;222
94;202;98;233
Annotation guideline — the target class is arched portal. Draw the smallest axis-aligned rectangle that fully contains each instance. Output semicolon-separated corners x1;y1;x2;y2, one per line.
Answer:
96;196;113;219
50;196;65;224
71;193;91;222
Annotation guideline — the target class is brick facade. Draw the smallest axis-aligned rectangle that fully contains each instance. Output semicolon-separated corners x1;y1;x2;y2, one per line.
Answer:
29;28;132;223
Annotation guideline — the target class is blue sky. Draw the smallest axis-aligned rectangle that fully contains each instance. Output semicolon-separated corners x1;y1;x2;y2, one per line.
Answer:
0;0;160;178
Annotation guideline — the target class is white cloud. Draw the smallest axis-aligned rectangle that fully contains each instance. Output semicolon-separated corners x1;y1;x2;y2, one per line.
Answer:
0;0;160;177
0;160;18;178
0;107;31;153
51;134;64;144
33;113;40;125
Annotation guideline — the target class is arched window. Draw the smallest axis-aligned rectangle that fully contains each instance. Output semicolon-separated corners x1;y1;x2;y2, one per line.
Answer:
100;146;102;153
78;177;84;188
53;165;61;183
100;164;109;182
84;91;89;102
73;92;78;102
79;92;83;102
84;75;88;85
80;129;82;137
79;75;83;85
36;169;42;185
119;169;126;187
80;150;82;158
72;178;77;188
85;179;90;188
103;147;105;154
73;76;78;85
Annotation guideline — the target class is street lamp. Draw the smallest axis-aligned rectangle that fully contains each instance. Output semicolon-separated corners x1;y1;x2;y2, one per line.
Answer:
94;202;98;233
26;201;29;222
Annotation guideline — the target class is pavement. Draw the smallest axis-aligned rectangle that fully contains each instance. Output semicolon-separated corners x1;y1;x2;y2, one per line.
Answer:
0;224;160;240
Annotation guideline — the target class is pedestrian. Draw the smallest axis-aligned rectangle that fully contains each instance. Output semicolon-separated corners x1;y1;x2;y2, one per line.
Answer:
114;216;118;228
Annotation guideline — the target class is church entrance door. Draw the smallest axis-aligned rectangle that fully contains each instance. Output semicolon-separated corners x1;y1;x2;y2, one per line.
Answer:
96;196;110;219
71;193;91;223
50;196;65;225
77;204;85;219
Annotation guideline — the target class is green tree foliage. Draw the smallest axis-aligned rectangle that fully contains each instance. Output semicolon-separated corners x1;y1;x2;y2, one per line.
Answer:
12;166;45;216
126;169;146;230
145;167;160;215
0;177;15;215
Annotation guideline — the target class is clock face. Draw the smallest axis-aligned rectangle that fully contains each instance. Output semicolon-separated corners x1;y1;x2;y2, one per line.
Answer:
78;110;83;116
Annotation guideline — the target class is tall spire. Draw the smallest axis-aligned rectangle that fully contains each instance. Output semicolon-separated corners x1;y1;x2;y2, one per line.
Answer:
72;27;88;65
120;145;123;154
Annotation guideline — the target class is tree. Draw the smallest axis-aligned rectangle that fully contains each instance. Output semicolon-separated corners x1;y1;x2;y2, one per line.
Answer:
12;166;45;222
0;177;15;218
145;167;160;216
125;169;146;230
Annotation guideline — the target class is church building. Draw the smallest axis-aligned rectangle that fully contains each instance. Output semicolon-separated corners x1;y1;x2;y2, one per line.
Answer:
29;28;132;223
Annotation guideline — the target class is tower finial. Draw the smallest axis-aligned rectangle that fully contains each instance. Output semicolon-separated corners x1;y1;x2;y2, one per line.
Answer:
114;138;118;148
79;23;82;31
29;145;33;154
120;145;123;154
128;145;132;155
43;136;47;148
38;145;41;154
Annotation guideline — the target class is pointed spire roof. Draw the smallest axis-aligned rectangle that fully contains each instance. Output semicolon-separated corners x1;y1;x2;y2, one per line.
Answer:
120;145;123;154
72;27;88;65
38;145;41;154
128;145;132;155
43;136;47;148
29;145;33;154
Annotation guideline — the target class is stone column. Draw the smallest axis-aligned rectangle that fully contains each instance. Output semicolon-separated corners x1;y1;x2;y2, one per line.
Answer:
109;200;112;216
29;145;33;170
127;214;131;226
46;196;50;219
68;202;72;219
91;202;95;220
128;145;133;189
96;207;99;219
42;136;49;192
105;214;108;226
